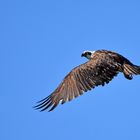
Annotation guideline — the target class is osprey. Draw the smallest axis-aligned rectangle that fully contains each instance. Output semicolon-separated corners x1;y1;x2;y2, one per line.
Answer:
34;50;140;111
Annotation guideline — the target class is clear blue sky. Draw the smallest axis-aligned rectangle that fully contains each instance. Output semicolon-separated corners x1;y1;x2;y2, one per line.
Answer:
0;0;140;140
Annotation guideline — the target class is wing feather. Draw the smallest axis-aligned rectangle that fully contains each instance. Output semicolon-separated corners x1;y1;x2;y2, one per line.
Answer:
34;54;120;111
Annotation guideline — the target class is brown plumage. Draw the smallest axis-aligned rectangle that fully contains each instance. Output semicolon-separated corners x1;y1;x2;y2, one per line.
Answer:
34;50;140;111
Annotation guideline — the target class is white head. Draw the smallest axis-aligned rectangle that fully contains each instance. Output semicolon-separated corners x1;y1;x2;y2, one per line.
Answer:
81;50;95;60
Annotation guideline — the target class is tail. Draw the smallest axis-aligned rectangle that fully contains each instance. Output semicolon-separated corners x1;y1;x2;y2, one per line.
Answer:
123;64;140;80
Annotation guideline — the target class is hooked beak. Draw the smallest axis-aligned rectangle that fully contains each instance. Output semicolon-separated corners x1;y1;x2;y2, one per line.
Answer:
81;53;85;57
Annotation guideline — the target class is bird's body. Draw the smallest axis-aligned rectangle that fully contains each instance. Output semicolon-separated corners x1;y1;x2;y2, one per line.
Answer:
34;50;140;111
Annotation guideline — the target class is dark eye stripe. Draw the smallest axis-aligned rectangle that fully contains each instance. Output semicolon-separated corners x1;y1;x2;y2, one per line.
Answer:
87;52;91;55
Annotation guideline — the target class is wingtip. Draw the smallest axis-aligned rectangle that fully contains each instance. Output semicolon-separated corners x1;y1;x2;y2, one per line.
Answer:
33;104;52;112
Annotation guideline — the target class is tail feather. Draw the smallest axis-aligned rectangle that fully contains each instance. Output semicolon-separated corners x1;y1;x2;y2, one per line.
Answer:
123;64;140;80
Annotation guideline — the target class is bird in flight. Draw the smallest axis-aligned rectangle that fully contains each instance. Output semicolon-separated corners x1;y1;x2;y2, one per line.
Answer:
34;50;140;112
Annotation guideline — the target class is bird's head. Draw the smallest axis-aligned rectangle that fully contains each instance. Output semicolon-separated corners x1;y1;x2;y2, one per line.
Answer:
81;50;95;60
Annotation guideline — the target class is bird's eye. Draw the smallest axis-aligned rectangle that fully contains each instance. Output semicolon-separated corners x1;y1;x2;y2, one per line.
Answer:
87;52;91;55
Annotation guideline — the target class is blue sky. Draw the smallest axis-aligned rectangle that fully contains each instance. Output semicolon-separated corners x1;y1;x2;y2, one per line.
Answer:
1;0;140;140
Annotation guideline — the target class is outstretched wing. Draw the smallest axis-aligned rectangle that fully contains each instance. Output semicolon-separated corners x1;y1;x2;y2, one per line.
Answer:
34;56;120;112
